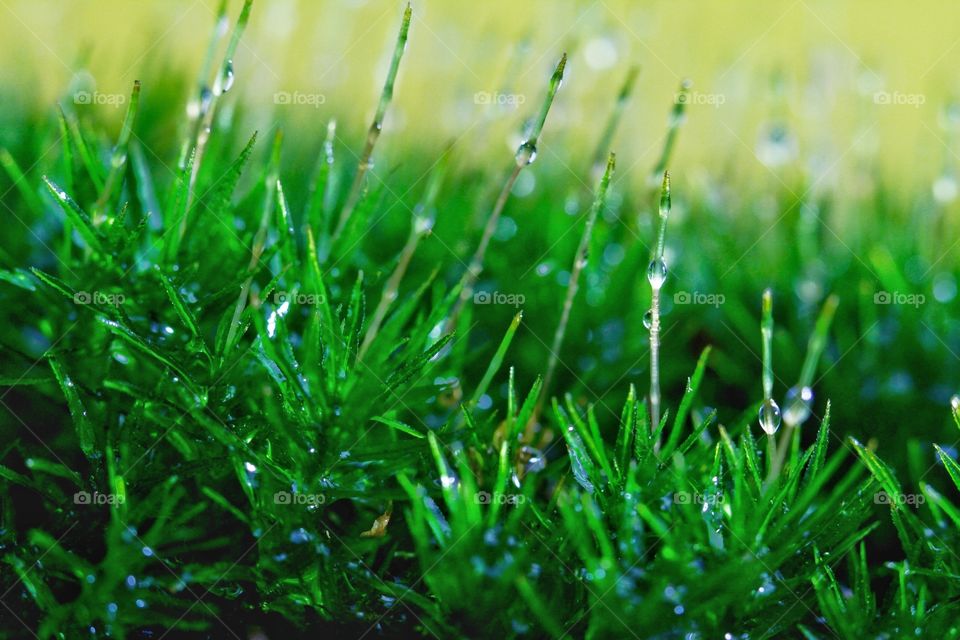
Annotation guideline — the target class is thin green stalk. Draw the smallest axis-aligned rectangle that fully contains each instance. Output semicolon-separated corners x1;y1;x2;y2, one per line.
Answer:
649;78;691;186
222;129;280;357
469;311;523;411
533;153;615;427
772;293;839;473
304;119;337;244
54;109;75;264
799;294;839;389
759;288;783;485
649;171;670;435
332;3;412;242
358;147;449;360
447;53;567;332
178;0;228;170
178;0;253;243
93;80;141;224
588;66;638;181
761;289;774;401
0;148;45;217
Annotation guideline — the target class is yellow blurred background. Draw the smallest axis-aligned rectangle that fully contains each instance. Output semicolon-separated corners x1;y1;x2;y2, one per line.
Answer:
2;0;959;194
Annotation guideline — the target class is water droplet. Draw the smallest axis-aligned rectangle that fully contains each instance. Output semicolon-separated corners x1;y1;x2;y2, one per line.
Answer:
414;213;434;235
933;175;958;204
199;87;213;115
782;386;814;427
584;36;618;70
952;395;960;412
289;528;312;544
756;123;798;167
647;258;667;289
221;60;235;93
440;472;458;489
515;140;537;167
759;398;782;435
519;445;545;475
566;427;595;493
643;310;653;330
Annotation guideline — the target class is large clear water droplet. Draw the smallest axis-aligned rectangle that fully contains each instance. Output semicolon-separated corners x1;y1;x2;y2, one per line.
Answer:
782;386;813;426
643;310;653;330
515;140;537;167
221;60;235;93
647;258;667;289
759;398;782;435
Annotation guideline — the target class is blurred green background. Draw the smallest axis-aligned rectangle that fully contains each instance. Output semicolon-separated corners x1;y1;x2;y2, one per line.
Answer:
2;0;960;192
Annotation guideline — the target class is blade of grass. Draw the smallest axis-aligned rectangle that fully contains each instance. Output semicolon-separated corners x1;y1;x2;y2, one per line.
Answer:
93;80;141;222
533;153;615;428
332;3;412;241
447;53;567;331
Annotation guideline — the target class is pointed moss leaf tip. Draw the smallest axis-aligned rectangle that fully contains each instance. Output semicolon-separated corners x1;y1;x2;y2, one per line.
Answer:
659;170;671;219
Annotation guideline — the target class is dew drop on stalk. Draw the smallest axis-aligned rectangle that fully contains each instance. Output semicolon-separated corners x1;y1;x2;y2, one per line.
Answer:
643;310;653;330
515;140;537;167
186;98;201;119
221;59;235;93
951;395;960;412
566;427;595;493
199;86;213;115
647;258;667;289
782;385;813;426
758;398;782;435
